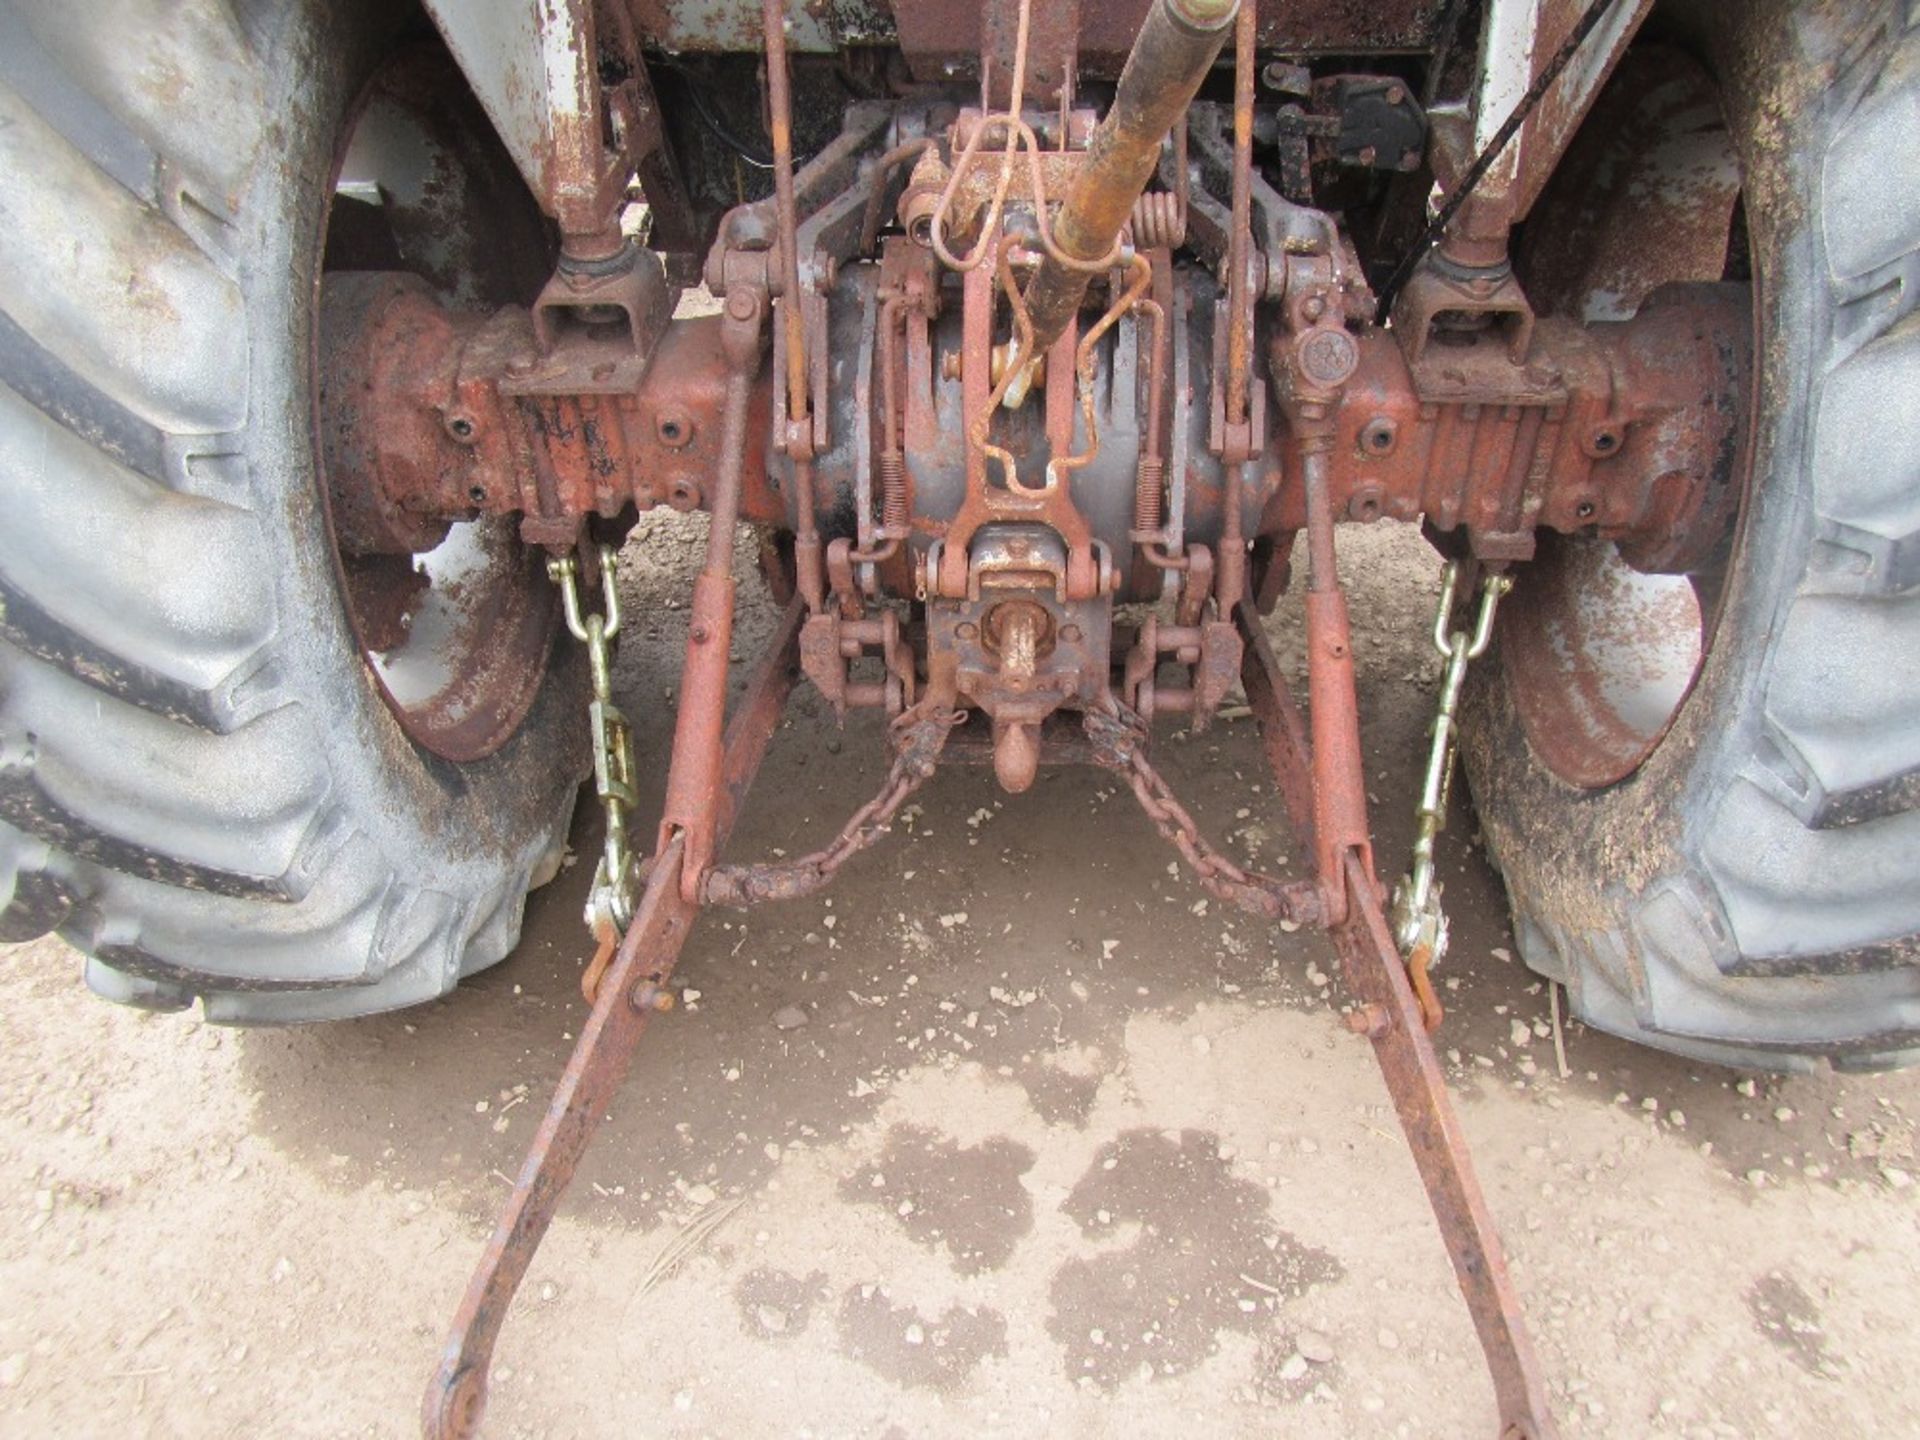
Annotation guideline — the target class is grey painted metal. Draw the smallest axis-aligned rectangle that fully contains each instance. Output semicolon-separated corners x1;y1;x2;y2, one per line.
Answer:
419;0;593;218
808;263;1260;603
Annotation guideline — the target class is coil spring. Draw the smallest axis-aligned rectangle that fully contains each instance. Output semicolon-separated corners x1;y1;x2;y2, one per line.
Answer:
1133;455;1165;534
880;450;909;531
1129;191;1186;251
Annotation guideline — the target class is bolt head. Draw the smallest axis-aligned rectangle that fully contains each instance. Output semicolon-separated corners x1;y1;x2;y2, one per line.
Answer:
1296;327;1360;389
632;984;674;1014
1344;1003;1390;1038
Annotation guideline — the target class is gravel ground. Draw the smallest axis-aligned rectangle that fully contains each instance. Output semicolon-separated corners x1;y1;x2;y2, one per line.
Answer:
2;519;1916;1439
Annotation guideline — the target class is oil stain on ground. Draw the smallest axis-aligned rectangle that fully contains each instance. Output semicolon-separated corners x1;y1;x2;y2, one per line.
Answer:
734;1266;830;1341
1019;1060;1102;1128
1746;1272;1838;1379
1048;1127;1341;1388
835;1284;1008;1391
839;1122;1036;1274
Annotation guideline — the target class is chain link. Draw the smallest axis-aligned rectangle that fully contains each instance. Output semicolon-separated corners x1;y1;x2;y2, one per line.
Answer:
703;709;966;906
1390;561;1511;1005
548;546;640;938
1086;706;1322;925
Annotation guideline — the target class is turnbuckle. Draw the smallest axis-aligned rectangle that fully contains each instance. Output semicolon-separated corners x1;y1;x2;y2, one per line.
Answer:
548;546;640;947
1389;561;1511;1029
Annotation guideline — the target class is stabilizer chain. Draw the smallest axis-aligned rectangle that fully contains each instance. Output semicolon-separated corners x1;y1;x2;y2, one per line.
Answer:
1389;560;1510;1030
548;546;640;942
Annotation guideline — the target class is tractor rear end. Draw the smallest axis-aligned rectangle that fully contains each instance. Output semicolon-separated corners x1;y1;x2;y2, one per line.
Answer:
328;4;1752;1435
6;0;1918;1434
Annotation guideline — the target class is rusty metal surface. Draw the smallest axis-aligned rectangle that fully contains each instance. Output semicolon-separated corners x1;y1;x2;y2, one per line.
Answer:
1404;0;1651;288
984;0;1078;108
1514;46;1742;324
888;0;1448;73
617;0;1449;60
1263;287;1752;567
1497;532;1712;790
1389;254;1538;367
527;246;672;358
941;709;1099;767
421;600;803;1440
932;258;1107;601
319;272;466;557
1503;0;1659;225
1120;613;1242;725
418;0;597;234
334;47;558;311
1233;596;1316;853
423;0;633;258
423;836;696;1440
935;134;1086;255
761;0;828;614
659;290;767;892
1016;0;1237;367
596;5;706;259
316;274;560;763
1224;0;1257;435
320;277;784;545
1299;452;1374;923
1210;0;1260;611
892;259;1162;597
625;0;893;53
389;6;1731;1429
323;263;1747;584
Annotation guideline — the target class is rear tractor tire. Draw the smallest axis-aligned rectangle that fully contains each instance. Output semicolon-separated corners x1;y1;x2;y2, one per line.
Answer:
0;1;587;1021
1461;0;1920;1070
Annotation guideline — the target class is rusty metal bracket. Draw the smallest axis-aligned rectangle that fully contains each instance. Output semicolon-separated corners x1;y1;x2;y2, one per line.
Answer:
420;601;803;1440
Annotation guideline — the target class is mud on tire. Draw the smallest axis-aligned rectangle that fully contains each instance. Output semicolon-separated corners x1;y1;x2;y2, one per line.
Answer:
0;1;586;1021
1461;0;1920;1070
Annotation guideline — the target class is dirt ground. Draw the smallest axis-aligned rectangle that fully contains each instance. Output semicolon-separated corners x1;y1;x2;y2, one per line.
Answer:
3;519;1917;1439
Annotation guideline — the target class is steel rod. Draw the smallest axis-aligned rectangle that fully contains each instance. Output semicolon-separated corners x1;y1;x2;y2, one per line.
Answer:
762;0;826;611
